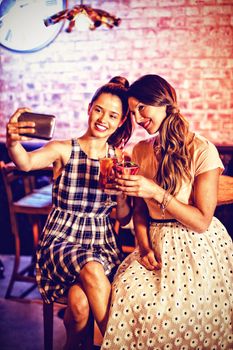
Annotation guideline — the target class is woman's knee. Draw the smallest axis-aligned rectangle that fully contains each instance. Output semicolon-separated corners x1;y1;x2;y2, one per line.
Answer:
79;261;106;288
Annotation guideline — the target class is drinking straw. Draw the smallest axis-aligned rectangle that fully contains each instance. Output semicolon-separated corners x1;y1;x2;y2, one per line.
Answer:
105;143;109;158
121;138;125;167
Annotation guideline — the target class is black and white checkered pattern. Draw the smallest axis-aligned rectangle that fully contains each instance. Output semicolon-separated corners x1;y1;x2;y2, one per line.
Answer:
36;138;122;303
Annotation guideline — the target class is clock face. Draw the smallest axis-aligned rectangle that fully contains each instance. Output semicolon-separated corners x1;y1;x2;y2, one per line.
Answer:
0;0;67;53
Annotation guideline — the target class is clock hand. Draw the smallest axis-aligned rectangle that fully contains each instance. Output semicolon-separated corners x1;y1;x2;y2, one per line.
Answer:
19;2;30;9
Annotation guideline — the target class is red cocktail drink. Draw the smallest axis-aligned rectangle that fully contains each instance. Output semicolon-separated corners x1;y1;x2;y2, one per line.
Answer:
115;161;139;175
99;157;118;189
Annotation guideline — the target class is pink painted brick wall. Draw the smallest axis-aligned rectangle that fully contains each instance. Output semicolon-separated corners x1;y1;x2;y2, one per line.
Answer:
0;0;233;153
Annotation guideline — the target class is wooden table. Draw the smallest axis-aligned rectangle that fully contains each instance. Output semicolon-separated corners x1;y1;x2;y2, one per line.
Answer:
217;175;233;206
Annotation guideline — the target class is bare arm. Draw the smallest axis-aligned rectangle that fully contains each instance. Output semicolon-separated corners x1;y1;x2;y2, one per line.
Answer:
133;197;150;251
163;169;219;232
7;139;65;171
115;194;132;227
133;197;161;270
6;108;65;171
116;168;219;233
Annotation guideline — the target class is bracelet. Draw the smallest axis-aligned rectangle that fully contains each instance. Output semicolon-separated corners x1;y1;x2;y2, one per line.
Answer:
160;190;172;219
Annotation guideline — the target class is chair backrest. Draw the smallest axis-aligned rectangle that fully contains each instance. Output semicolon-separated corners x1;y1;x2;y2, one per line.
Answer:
0;161;52;236
0;161;36;203
0;161;30;235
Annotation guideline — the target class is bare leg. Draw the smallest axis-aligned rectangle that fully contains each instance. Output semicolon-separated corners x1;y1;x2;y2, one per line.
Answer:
79;261;111;336
63;284;94;350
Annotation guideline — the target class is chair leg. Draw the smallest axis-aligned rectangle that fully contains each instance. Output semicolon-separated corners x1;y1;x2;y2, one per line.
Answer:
31;217;40;250
5;232;21;298
86;312;94;349
5;216;42;298
0;259;5;279
43;301;54;350
28;218;40;277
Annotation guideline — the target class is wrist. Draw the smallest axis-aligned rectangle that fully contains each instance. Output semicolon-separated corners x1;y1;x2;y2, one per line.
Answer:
160;190;173;219
137;237;151;252
149;185;164;205
6;140;18;149
139;245;152;256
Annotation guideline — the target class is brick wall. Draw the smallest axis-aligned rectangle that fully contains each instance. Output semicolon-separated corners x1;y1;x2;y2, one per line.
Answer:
0;0;233;153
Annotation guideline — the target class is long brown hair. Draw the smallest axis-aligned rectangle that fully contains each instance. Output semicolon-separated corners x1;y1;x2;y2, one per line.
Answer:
128;74;193;195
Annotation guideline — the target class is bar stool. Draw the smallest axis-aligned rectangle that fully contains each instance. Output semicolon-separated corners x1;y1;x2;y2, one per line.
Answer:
0;161;52;298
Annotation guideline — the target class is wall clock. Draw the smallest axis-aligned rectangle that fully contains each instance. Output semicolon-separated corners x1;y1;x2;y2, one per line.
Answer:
0;0;67;53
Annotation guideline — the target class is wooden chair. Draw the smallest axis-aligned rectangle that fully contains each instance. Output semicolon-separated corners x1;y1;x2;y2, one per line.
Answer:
0;161;52;298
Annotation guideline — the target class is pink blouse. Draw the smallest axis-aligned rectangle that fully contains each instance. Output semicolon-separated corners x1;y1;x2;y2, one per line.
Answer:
132;133;224;219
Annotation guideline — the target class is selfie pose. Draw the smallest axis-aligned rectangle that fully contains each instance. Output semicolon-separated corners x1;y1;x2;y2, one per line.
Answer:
6;77;133;350
101;75;233;349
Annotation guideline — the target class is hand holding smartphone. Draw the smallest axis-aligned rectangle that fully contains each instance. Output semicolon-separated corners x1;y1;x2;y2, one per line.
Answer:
18;112;56;140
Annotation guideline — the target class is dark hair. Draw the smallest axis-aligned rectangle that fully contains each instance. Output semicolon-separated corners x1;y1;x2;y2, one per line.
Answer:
128;74;178;108
90;76;132;148
128;74;192;195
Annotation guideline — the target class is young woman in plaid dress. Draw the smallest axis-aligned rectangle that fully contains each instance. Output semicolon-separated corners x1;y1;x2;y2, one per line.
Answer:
6;77;133;350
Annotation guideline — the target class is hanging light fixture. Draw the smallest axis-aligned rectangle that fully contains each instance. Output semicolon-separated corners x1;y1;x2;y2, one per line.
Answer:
44;1;121;33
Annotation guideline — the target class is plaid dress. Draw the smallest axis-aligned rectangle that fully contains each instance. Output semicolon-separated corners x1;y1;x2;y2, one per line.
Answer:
36;138;122;303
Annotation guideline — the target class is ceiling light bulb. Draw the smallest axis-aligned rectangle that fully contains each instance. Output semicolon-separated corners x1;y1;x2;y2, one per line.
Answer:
75;12;92;31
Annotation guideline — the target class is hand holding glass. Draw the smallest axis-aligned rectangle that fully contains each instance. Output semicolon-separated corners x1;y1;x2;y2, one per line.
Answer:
99;159;140;205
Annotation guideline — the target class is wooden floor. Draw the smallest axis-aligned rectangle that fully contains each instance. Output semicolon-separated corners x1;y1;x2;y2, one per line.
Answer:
0;254;101;350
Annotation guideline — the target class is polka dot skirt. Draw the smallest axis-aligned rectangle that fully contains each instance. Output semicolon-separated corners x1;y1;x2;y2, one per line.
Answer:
101;217;233;350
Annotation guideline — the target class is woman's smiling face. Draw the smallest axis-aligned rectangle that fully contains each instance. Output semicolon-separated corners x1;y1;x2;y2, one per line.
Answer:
128;96;166;135
88;93;124;139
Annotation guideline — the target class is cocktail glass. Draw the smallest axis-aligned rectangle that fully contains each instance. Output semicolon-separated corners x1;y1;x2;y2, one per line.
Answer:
115;161;139;175
99;157;118;205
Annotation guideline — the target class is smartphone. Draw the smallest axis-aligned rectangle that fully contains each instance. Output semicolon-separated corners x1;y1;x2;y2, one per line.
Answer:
18;112;56;140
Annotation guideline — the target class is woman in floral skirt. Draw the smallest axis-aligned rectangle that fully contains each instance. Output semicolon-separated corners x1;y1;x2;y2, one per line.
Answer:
101;74;233;350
